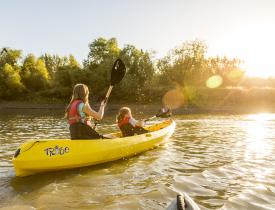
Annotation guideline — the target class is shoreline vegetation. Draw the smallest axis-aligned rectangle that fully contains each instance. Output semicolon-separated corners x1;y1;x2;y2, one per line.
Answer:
1;37;275;114
1;100;274;114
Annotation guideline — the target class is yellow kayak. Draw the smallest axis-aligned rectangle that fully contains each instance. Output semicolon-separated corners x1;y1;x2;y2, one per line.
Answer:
12;119;175;177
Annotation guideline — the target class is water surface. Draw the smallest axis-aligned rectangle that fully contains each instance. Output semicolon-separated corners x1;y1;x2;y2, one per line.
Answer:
0;111;275;209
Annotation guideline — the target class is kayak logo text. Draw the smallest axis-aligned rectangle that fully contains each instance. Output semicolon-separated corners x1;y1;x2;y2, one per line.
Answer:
44;145;69;157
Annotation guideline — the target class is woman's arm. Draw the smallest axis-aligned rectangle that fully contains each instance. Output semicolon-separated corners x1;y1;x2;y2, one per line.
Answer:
82;101;105;120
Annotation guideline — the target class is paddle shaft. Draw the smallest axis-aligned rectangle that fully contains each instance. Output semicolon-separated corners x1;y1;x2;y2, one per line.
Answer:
144;115;157;122
144;108;172;122
103;85;113;105
93;86;113;129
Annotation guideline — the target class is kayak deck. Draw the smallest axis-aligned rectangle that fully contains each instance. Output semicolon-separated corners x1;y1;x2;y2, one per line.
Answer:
13;119;175;177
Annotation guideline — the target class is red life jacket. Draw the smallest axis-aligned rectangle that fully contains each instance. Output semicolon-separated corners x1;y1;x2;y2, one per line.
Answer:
117;116;131;128
117;116;148;137
68;100;91;126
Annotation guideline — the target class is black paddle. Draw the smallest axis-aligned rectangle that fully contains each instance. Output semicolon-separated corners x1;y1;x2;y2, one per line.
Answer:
94;58;126;129
103;58;126;105
144;107;172;122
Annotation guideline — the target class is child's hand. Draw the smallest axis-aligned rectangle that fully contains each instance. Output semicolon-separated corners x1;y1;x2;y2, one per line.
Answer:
137;120;145;127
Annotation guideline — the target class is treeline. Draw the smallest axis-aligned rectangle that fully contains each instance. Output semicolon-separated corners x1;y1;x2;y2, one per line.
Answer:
0;37;273;105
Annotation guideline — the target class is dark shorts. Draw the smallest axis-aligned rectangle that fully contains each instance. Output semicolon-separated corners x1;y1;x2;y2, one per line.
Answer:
69;122;103;140
121;125;149;137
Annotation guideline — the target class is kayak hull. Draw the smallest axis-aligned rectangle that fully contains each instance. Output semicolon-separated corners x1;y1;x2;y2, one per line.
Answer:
13;119;175;177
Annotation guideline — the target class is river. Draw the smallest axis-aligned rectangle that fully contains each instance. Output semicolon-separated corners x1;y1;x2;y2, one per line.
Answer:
0;111;274;209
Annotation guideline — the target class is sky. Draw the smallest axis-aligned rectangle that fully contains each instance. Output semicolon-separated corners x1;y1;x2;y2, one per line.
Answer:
1;0;275;77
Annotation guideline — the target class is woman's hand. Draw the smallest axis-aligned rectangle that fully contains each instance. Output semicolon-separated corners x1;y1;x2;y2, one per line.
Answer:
100;100;106;108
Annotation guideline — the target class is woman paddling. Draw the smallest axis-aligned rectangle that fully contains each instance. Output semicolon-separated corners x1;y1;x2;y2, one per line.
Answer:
65;83;105;139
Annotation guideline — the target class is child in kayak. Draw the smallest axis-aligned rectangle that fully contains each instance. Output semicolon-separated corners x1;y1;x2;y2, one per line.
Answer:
65;84;106;140
117;107;148;137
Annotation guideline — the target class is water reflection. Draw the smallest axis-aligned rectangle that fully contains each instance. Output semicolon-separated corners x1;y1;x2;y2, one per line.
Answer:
245;113;272;159
0;112;275;209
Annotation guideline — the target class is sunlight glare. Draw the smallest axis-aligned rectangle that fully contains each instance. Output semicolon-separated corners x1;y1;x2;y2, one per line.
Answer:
246;113;273;121
244;113;272;159
217;22;275;78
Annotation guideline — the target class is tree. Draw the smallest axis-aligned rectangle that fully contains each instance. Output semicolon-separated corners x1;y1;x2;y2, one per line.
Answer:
84;37;120;94
206;56;244;86
40;54;68;78
21;54;50;91
68;54;81;68
0;64;25;98
0;48;25;98
84;37;120;67
53;54;84;88
119;45;155;101
170;40;208;86
0;48;22;68
157;55;174;87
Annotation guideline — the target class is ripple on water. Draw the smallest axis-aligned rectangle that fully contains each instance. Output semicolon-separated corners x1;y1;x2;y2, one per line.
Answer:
0;113;275;209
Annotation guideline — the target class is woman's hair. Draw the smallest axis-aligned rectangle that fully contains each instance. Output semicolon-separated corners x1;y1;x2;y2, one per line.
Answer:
117;107;131;123
65;84;90;116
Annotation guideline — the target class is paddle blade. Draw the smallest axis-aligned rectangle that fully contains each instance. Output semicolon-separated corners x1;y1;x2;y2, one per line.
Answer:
111;58;126;86
156;107;172;118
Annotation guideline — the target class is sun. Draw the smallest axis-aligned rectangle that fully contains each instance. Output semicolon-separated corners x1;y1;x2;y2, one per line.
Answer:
213;21;275;78
238;33;275;78
242;58;275;78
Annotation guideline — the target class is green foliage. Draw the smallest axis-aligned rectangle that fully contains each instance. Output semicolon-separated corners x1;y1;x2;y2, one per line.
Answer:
21;54;50;91
157;40;208;86
118;45;155;102
0;38;252;105
0;48;22;68
40;54;68;78
0;64;25;98
68;55;81;68
156;40;245;88
85;37;120;66
84;38;120;94
0;48;25;99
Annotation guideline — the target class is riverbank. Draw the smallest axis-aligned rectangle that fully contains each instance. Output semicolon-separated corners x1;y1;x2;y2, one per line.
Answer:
0;100;274;114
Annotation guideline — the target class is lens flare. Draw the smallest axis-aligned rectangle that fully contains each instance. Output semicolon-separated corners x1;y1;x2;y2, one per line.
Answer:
162;86;185;109
206;75;223;88
226;69;244;82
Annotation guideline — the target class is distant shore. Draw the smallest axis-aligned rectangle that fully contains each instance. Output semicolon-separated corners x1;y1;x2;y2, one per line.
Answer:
1;100;274;115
